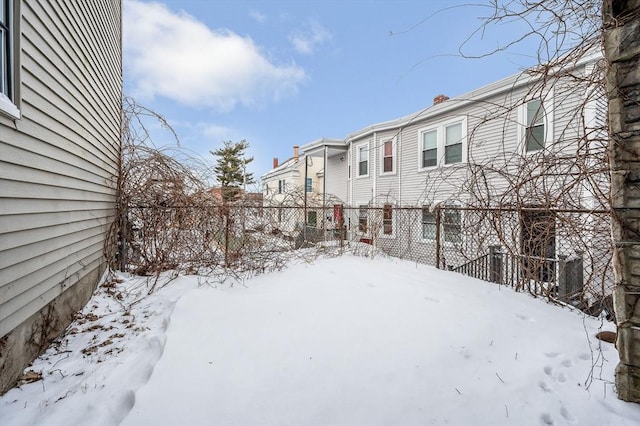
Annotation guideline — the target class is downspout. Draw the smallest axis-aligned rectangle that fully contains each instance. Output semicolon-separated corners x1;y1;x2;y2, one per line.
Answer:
304;155;308;239
348;141;353;205
323;145;328;237
372;132;377;204
398;129;402;205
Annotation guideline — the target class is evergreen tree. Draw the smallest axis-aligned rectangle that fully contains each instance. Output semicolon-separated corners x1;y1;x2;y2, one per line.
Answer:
210;140;255;202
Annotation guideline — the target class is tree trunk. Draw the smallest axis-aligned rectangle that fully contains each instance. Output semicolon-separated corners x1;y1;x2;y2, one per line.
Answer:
604;0;640;403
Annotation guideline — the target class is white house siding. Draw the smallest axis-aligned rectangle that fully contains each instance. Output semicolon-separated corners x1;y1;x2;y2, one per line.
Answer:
350;138;373;205
0;0;121;393
372;129;400;204
336;56;606;276
324;154;348;202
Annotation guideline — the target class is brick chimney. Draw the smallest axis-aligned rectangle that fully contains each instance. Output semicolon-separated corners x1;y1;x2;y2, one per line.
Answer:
433;94;449;105
273;157;279;168
293;145;299;160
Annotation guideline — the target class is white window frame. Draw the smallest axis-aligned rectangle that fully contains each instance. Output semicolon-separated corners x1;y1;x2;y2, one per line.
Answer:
380;138;396;175
278;179;285;194
518;94;553;155
420;204;463;246
0;0;19;119
442;206;463;245
305;177;312;192
420;127;438;169
444;122;463;165
421;207;437;241
356;142;369;178
380;203;395;238
358;205;368;233
418;117;467;170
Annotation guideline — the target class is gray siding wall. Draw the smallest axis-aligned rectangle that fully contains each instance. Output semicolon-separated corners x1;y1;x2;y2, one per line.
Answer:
0;0;121;338
347;61;597;208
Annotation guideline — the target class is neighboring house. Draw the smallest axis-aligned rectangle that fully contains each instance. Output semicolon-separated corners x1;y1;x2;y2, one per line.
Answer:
262;144;330;234
0;0;122;394
303;50;608;296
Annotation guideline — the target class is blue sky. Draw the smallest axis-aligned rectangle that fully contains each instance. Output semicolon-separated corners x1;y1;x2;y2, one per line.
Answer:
123;0;544;185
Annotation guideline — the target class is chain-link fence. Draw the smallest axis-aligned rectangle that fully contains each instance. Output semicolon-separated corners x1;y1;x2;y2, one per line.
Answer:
116;202;613;316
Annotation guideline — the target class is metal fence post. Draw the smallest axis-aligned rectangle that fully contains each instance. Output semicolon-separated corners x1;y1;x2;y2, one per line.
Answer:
557;254;568;298
489;245;503;284
224;206;230;268
435;206;442;269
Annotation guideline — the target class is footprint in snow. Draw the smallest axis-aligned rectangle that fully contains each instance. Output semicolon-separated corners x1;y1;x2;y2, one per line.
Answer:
560;406;576;422
539;381;553;393
541;413;554;425
515;313;535;322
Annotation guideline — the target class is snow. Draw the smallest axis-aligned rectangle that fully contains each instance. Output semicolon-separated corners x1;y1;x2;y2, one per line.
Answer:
1;253;639;426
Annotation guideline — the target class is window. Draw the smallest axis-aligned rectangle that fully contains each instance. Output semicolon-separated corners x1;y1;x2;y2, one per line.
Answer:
383;204;393;235
419;119;466;169
382;140;393;173
444;123;462;164
525;100;545;152
421;130;437;168
278;179;285;194
0;0;11;98
358;145;369;176
0;0;18;118
443;208;462;244
421;208;436;240
421;206;462;244
358;205;368;232
307;210;317;227
305;178;312;192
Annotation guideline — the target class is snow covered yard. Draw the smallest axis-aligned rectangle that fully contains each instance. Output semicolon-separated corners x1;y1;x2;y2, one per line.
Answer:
1;253;639;426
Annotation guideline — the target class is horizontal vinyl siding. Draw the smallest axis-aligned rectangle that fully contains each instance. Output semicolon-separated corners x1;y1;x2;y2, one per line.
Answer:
351;138;373;204
0;0;121;337
324;155;348;202
373;130;399;203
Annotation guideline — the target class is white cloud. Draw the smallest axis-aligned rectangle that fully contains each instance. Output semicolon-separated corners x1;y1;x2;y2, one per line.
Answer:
123;1;306;111
200;123;233;141
249;10;267;24
289;21;332;55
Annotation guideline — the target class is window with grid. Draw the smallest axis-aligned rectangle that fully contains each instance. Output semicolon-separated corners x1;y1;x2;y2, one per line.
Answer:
525;100;545;152
358;205;368;232
383;204;393;235
358;145;368;176
421;208;436;240
0;0;13;100
305;178;312;192
278;179;285;194
445;123;462;164
307;210;317;227
382;140;393;173
443;208;462;244
421;130;437;168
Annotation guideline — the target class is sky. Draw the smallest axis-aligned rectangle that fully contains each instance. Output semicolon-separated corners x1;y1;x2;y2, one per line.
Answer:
2;251;639;425
123;0;547;184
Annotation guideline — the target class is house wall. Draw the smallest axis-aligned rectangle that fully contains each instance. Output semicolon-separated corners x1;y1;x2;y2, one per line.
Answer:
340;58;607;278
0;0;122;394
324;153;348;202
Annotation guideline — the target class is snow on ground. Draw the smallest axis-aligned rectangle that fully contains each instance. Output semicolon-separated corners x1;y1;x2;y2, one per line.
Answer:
1;253;639;426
